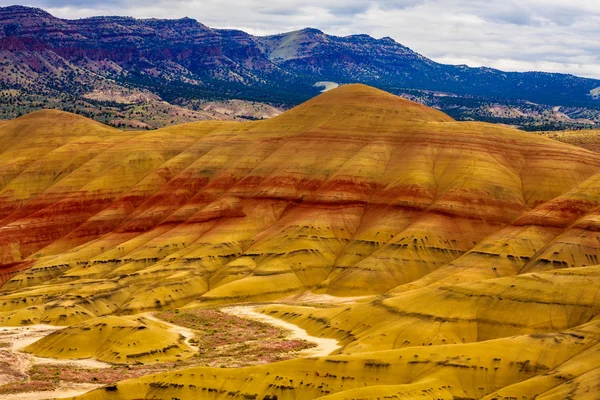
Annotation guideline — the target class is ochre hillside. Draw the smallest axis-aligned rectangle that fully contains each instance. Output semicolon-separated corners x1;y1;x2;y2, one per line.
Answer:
1;85;600;399
24;314;194;364
2;85;600;314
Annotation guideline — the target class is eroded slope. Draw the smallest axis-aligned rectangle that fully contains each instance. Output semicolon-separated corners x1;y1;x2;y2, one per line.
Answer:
1;85;600;399
1;85;600;324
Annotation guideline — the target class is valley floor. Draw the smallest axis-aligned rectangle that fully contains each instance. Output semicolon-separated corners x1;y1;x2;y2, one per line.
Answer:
0;298;346;399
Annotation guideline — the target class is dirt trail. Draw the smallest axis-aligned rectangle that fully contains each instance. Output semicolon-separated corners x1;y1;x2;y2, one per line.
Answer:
281;292;372;305
222;305;340;357
0;325;60;385
0;382;102;400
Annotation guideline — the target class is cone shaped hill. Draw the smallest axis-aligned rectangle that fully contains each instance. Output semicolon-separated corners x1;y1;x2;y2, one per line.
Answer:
1;84;600;399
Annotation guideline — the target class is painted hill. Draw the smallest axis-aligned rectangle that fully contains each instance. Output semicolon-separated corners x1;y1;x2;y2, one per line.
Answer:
24;315;194;364
1;83;600;313
1;5;600;130
1;85;600;398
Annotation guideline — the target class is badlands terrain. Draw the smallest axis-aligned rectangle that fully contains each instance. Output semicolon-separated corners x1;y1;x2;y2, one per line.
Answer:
0;85;599;399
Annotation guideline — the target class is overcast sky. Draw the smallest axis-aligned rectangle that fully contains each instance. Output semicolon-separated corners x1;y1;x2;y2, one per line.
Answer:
4;0;600;79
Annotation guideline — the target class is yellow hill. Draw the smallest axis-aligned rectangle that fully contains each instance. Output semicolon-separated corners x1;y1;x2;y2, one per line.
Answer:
25;314;194;364
0;85;599;399
261;83;455;130
2;85;600;317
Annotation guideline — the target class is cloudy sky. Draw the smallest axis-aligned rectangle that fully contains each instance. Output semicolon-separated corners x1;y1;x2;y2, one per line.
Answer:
5;0;600;78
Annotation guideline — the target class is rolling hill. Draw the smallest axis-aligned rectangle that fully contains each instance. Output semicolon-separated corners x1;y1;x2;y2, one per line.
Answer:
0;85;600;399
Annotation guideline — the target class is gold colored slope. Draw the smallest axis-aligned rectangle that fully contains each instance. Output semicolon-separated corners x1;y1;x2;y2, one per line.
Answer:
2;85;600;322
25;314;193;364
257;83;455;132
258;266;600;353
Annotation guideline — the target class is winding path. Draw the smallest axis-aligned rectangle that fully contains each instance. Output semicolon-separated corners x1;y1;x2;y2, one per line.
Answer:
0;383;102;400
221;305;340;357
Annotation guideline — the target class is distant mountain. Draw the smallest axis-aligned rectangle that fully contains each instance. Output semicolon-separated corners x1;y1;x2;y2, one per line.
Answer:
1;5;600;130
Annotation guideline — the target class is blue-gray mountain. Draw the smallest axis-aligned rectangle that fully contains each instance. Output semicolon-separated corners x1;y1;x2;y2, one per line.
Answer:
1;5;599;130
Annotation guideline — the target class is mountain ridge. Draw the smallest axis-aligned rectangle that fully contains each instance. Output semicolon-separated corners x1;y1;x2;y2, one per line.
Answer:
1;5;600;131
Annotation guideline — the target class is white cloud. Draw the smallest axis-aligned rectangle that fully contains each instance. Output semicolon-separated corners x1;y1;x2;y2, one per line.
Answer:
4;0;600;79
